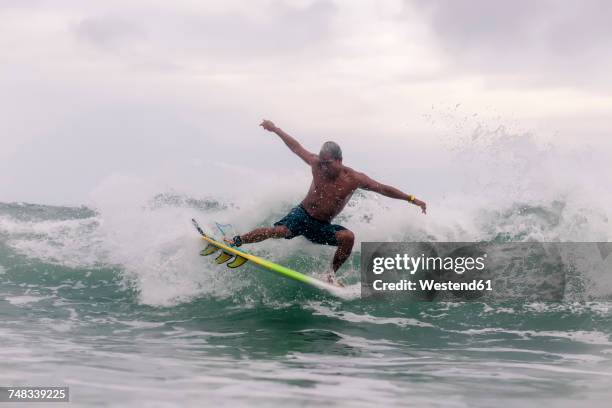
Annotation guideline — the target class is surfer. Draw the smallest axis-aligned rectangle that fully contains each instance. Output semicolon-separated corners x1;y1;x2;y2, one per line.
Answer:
224;120;427;285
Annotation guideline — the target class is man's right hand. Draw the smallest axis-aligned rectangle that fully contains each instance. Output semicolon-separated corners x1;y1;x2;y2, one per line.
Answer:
414;199;427;214
260;119;277;132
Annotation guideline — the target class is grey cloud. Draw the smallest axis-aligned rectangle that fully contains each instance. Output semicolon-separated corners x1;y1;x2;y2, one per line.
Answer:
75;16;143;49
410;0;612;88
0;0;43;9
72;1;336;59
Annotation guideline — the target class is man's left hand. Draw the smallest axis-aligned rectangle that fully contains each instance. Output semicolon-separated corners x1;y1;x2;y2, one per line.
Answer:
415;199;427;214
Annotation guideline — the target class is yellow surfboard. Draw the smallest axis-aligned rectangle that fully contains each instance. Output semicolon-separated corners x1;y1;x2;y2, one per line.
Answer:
192;219;353;299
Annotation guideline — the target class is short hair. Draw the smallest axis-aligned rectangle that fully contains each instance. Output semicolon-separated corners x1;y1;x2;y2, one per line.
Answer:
320;141;342;160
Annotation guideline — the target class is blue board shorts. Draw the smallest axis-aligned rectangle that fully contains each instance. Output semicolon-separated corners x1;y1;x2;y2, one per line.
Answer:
274;204;346;246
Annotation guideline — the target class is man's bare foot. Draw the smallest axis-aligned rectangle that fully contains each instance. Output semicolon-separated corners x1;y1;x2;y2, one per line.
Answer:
326;273;345;287
223;237;234;245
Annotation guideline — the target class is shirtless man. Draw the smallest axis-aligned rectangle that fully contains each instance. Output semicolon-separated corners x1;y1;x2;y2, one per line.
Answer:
224;120;427;285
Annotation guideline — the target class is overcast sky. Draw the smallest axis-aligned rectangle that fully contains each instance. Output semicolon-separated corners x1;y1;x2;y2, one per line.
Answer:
1;0;611;204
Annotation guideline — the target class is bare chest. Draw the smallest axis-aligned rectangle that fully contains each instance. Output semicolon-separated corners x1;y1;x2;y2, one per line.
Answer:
310;169;356;202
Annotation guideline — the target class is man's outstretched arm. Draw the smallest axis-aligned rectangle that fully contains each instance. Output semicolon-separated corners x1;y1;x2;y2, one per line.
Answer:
356;172;427;214
260;119;317;165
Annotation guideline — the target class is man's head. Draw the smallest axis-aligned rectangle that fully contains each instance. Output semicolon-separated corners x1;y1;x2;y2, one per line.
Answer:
319;141;343;178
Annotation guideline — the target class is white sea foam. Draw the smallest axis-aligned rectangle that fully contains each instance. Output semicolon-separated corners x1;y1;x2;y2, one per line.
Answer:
458;328;612;346
0;215;107;268
307;302;434;328
6;295;51;305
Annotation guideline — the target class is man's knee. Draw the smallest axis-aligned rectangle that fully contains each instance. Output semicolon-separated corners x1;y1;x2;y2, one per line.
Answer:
336;229;354;247
272;225;291;238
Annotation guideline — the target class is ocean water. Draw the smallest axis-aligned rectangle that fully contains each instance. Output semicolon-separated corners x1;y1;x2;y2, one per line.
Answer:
1;193;611;407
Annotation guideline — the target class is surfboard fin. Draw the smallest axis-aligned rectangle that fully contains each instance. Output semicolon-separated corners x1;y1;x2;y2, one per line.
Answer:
214;252;233;264
226;255;248;268
200;244;219;256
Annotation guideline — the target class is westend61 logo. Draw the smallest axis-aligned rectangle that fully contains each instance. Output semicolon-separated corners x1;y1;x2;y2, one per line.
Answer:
359;242;608;301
